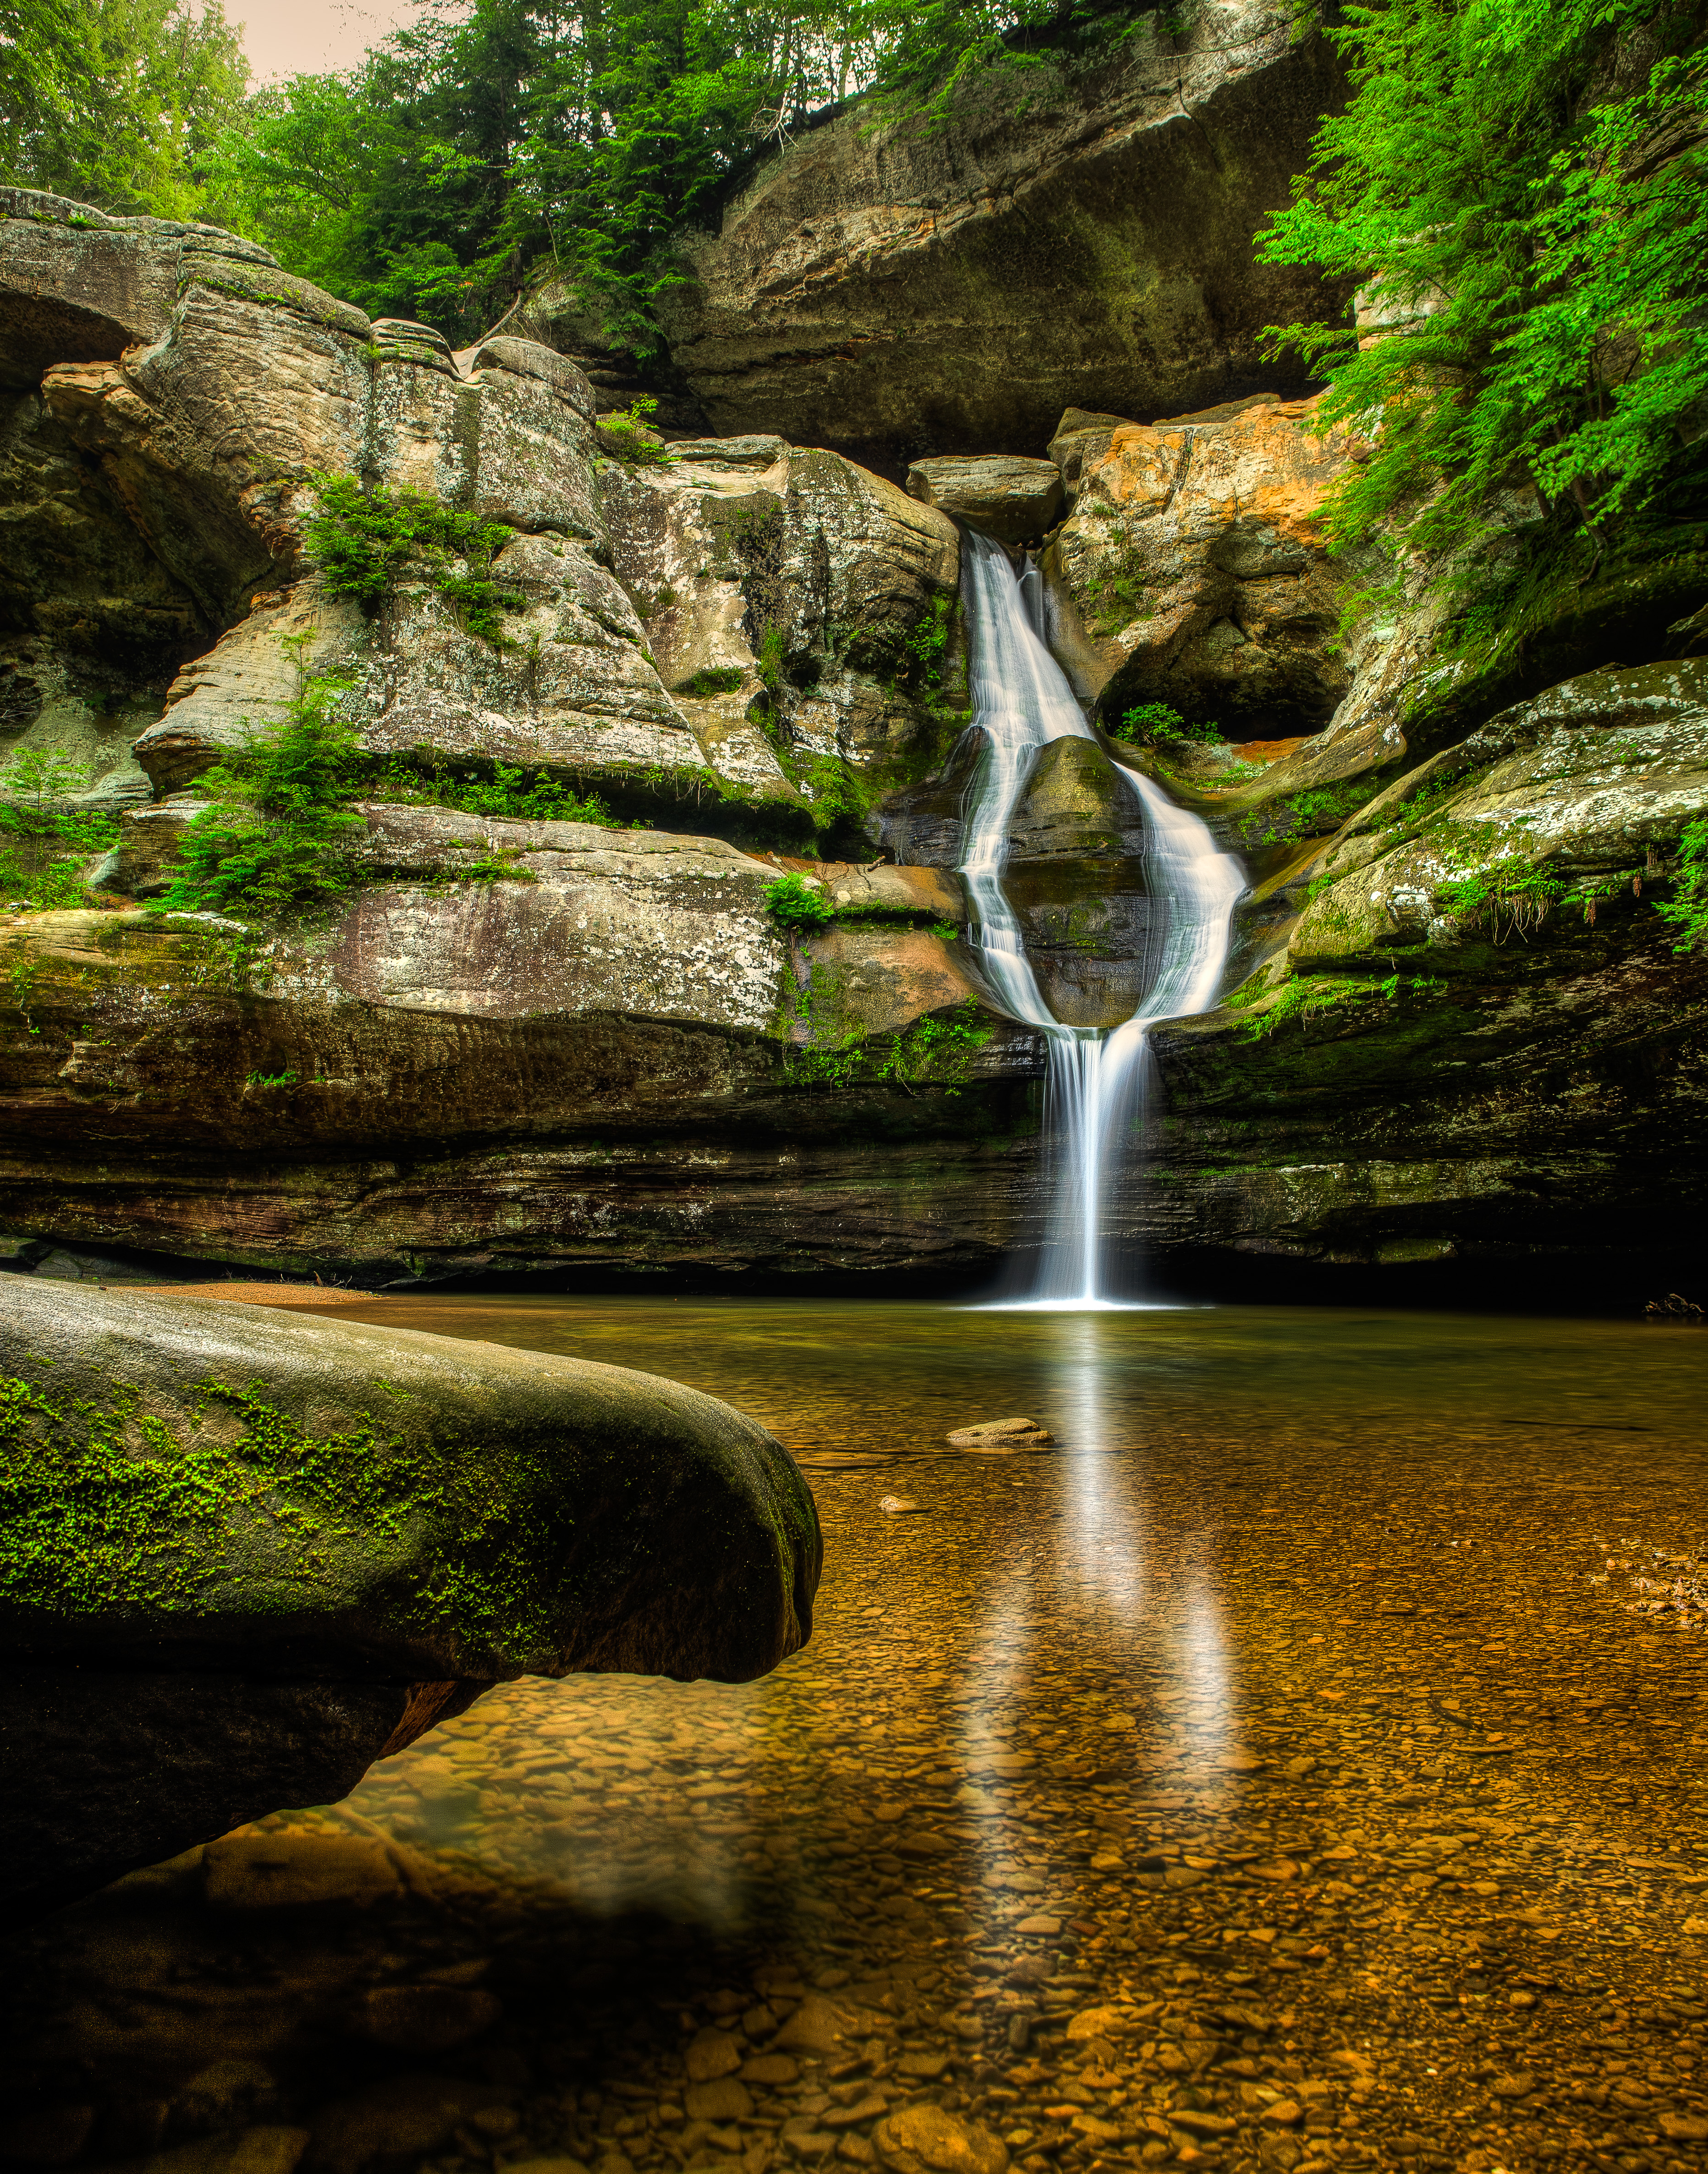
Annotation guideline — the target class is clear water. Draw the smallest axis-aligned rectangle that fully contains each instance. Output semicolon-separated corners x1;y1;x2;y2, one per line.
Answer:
956;534;1244;1306
11;1295;1708;2174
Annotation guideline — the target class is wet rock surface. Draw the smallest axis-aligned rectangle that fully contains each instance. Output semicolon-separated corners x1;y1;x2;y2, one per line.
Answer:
6;1295;1706;2174
906;462;1064;549
0;1284;821;1916
1152;656;1708;1270
0;899;1034;1284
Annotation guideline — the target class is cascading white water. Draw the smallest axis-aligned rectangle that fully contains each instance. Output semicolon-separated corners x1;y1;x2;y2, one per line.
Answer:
956;530;1246;1306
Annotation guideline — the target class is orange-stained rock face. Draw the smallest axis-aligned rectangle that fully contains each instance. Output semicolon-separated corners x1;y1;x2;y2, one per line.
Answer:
1049;392;1366;739
1094;396;1355;552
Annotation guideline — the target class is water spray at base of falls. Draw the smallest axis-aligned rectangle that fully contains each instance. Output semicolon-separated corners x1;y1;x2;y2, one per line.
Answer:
955;530;1246;1307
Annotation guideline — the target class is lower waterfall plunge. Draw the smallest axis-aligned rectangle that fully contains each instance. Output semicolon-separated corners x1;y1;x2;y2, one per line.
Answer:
956;530;1246;1306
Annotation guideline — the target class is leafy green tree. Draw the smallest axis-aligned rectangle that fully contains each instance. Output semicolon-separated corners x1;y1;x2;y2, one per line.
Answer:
0;745;90;809
1256;0;1708;564
210;0;1150;350
0;0;250;216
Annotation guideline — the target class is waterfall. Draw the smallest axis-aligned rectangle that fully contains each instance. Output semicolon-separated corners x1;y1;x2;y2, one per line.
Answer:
955;530;1246;1306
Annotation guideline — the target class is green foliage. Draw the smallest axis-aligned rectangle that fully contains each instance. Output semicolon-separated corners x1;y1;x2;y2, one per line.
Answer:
876;1000;994;1091
755;623;788;706
1233;969;1446;1038
764;872;836;929
305;474;521;645
2;745;88;809
206;0;1147;356
1658;818;1708;952
1256;0;1708;566
903;592;956;695
402;760;619;828
597;396;675;465
451;848;540;885
0;748;119;910
788;750;878;849
157;665;364;920
1109;703;1223;748
782;996;994;1092
1240;770;1389;842
1437;852;1567;941
680;667;746;697
0;0;250;218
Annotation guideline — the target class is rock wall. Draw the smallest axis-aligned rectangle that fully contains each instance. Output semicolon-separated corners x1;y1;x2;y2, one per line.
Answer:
2;186;1706;1294
645;5;1350;467
2;190;961;836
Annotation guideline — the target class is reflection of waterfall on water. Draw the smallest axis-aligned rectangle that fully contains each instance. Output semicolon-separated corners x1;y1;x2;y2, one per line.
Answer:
956;530;1246;1306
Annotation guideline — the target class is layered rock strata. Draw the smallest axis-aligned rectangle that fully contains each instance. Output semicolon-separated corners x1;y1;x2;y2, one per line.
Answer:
2;190;961;833
0;1281;821;1916
2;190;1705;1289
648;4;1350;463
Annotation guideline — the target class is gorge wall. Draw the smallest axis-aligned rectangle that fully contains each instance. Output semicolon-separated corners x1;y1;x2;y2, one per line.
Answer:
1;147;1705;1297
509;0;1351;469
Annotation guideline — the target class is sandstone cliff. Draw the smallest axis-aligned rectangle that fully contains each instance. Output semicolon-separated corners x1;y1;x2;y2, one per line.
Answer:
517;3;1349;469
1;189;1705;1295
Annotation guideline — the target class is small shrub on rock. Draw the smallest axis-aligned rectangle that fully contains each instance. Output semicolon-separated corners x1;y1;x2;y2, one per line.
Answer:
1110;703;1223;748
158;667;364;919
305;474;522;645
763;872;835;930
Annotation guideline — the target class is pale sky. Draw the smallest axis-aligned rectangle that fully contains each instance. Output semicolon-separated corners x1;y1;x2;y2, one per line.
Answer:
233;0;430;80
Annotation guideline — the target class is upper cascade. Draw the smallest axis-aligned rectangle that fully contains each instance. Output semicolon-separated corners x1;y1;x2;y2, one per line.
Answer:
956;533;1245;1304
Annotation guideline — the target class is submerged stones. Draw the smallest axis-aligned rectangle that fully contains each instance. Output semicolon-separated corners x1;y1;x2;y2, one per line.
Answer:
874;2104;1009;2174
0;1281;821;1918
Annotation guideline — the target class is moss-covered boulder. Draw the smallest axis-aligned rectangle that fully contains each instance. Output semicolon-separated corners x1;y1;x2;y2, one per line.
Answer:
0;1281;821;1916
1286;659;1708;971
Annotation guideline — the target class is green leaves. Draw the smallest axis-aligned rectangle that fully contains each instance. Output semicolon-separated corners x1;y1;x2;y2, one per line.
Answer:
1657;817;1708;952
1256;0;1708;568
305;474;522;645
0;0;250;217
158;668;365;920
763;872;837;928
1110;703;1223;747
204;0;1146;355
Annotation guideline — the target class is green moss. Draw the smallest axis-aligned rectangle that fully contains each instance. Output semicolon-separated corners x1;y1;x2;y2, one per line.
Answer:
1076;527;1155;638
778;967;994;1094
0;1371;573;1655
1405;518;1708;758
1230;970;1447;1040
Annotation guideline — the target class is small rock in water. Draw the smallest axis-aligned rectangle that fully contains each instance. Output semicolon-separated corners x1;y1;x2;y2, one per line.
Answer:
880;1495;921;1515
945;1416;1053;1451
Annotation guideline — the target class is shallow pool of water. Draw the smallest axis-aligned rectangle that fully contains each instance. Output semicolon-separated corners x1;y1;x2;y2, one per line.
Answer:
10;1300;1708;2174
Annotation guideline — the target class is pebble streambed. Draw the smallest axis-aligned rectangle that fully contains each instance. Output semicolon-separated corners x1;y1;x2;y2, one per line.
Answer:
8;1299;1708;2174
